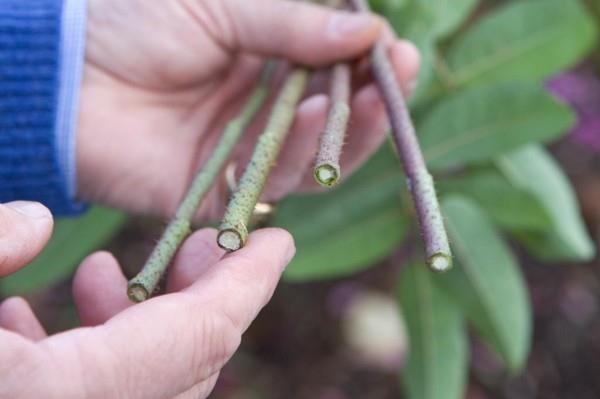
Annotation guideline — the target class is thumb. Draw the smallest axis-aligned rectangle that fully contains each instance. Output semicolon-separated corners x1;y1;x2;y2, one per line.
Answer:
0;201;53;276
213;0;384;65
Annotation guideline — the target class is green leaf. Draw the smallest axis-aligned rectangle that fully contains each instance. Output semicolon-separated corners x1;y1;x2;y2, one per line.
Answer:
446;0;598;88
420;81;575;169
439;196;531;372
439;169;552;233
275;145;408;281
410;42;446;107
497;145;595;262
382;0;477;42
399;263;468;399
0;207;127;296
377;0;477;105
370;0;408;12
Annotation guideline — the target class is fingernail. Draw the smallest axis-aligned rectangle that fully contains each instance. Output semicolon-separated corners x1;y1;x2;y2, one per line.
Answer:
6;201;51;219
328;13;379;39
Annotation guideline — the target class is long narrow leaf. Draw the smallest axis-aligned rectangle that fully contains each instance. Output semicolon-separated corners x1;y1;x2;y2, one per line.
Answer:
399;262;468;399
438;169;552;233
497;145;595;261
275;145;408;281
446;0;597;88
420;81;574;169
439;196;531;372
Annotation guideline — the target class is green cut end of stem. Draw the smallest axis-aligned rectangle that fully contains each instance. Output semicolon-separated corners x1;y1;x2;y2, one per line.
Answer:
428;253;453;272
314;164;340;187
217;229;244;252
128;284;149;303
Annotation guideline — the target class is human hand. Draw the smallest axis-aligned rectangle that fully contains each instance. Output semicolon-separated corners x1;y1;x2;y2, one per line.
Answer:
78;0;420;218
0;201;294;399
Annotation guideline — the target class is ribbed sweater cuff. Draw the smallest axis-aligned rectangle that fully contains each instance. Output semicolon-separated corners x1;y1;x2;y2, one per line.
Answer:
0;0;86;215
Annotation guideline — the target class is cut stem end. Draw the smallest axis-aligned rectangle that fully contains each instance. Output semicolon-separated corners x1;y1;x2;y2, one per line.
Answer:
314;164;340;187
217;229;244;252
428;253;453;272
128;284;150;303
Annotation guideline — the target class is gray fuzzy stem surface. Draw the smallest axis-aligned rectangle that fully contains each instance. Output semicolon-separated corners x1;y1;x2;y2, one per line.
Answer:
351;0;452;271
127;64;275;302
218;68;309;251
314;62;351;187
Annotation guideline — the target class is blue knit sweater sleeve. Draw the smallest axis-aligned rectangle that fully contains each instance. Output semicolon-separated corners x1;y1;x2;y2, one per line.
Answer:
0;0;86;215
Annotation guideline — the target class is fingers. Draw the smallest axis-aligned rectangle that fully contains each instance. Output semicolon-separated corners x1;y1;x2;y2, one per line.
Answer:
353;40;421;95
267;41;419;195
340;85;388;172
291;40;420;189
186;228;295;331
166;228;225;292
73;251;131;326
339;40;420;174
73;228;226;326
213;0;383;65
294;85;387;190
0;297;47;341
38;228;294;399
0;201;53;276
263;94;329;200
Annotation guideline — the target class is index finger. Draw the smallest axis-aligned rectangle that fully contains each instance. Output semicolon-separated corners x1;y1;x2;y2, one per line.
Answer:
185;228;295;331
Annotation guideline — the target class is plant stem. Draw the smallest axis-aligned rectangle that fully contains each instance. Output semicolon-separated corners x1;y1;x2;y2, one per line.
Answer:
127;64;275;303
325;0;346;7
314;62;351;187
217;68;310;251
314;0;351;187
350;0;452;271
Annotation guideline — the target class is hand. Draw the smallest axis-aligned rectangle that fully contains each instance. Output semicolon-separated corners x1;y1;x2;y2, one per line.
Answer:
78;0;420;218
0;200;295;399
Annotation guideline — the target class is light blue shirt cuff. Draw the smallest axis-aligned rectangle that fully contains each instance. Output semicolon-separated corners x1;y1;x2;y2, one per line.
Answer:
56;0;87;202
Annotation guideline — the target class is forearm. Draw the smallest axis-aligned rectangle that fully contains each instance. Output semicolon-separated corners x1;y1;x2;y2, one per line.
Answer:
0;0;87;215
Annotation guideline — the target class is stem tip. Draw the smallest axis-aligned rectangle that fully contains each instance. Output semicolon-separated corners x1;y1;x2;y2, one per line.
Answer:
314;164;340;187
428;253;453;272
128;284;150;303
217;229;244;252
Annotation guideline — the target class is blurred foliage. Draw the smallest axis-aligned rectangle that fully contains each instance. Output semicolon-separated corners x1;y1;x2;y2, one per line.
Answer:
444;0;596;88
276;145;409;280
438;169;552;233
420;81;574;169
399;262;467;399
439;196;531;372
498;145;596;261
274;0;599;398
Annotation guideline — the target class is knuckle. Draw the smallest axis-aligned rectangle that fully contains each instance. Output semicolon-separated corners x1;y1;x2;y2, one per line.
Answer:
219;256;270;297
189;309;241;380
182;0;237;48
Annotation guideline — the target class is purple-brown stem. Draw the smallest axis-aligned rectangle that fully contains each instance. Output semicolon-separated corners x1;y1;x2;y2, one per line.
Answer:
350;0;452;271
